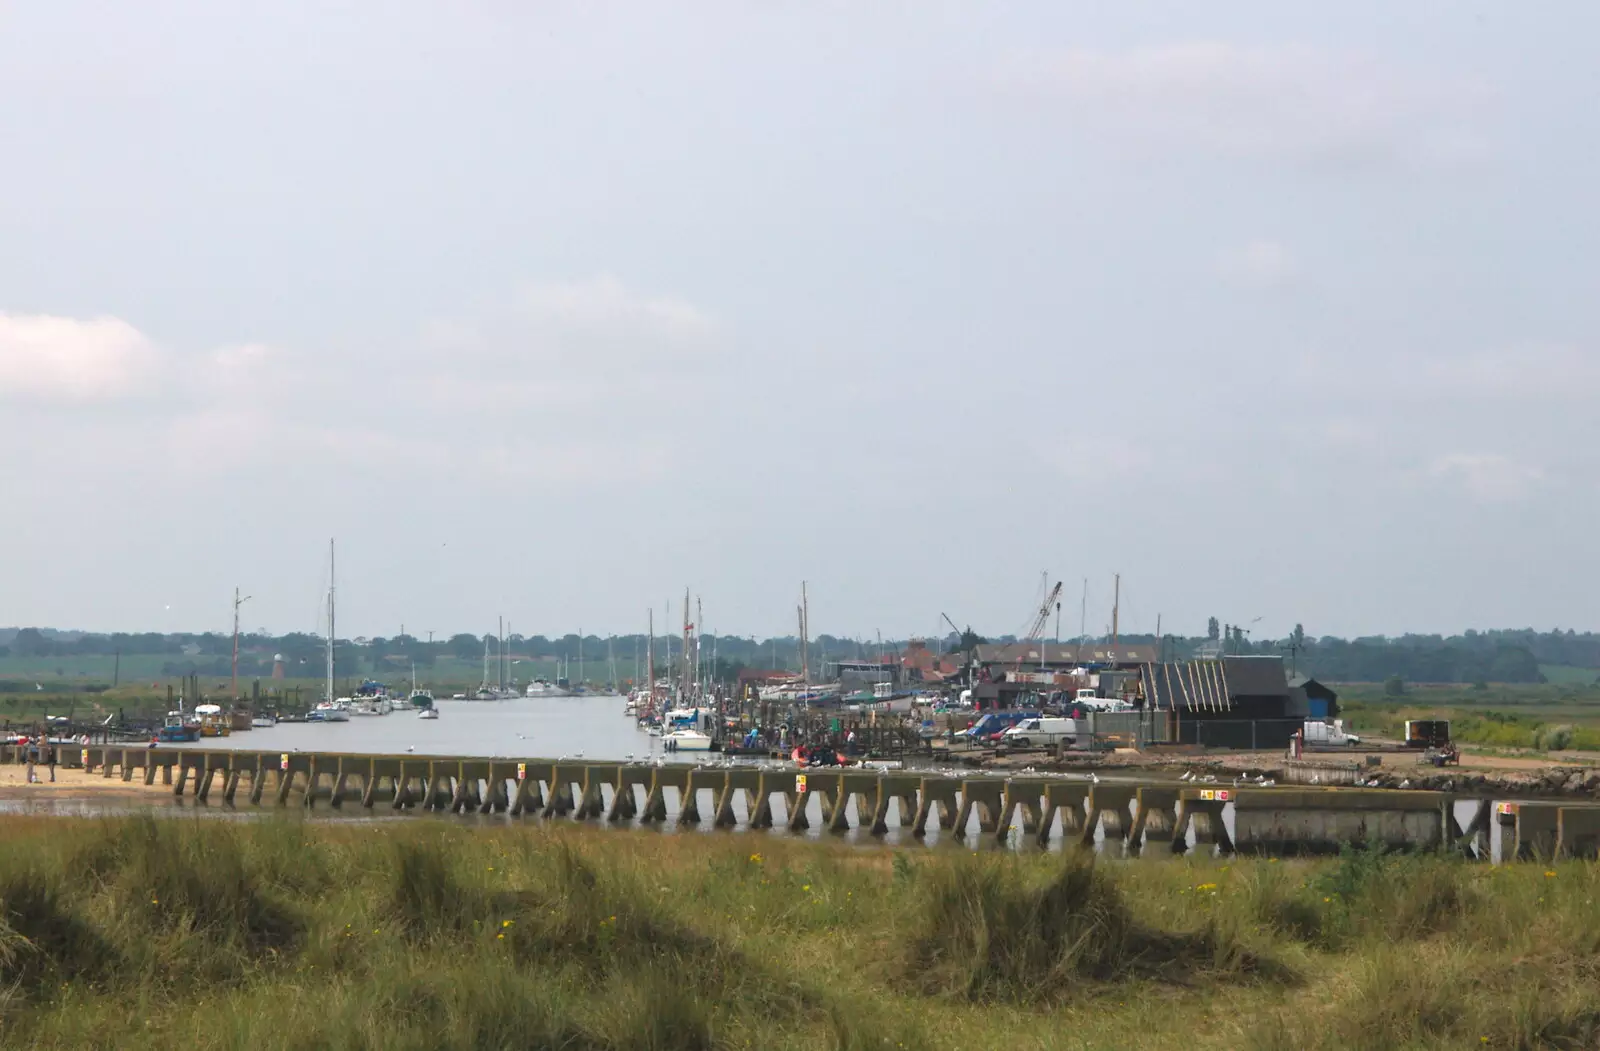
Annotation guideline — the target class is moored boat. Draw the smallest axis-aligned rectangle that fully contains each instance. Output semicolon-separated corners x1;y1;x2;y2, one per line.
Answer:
193;703;232;737
662;728;713;752
157;710;201;743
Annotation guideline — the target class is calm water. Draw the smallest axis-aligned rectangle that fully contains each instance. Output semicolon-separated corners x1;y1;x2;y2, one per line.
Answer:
216;696;664;761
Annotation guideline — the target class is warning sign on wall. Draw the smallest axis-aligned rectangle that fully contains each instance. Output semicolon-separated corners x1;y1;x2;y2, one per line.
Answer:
280;753;290;771
796;775;808;794
517;763;527;781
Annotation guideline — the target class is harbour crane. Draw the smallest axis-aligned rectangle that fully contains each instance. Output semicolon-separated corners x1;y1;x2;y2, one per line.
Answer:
940;612;969;649
1023;581;1064;643
1016;580;1064;679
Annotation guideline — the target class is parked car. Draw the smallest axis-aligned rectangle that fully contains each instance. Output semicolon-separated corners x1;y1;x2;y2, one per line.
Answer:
1001;716;1079;748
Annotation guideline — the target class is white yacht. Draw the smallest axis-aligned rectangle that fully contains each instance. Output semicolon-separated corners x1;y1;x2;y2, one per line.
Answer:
310;700;350;723
662;728;713;752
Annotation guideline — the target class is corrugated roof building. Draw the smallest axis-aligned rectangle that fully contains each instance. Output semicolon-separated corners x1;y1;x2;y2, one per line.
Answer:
1140;656;1305;748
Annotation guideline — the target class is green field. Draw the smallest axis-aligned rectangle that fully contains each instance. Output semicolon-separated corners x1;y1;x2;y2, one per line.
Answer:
1540;664;1600;686
1339;681;1600;752
0;816;1595;1050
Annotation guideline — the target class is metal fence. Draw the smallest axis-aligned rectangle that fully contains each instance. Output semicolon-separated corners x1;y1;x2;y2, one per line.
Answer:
1080;713;1304;752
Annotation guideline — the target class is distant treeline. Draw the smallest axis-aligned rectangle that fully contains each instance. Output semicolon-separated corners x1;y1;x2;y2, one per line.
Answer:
0;625;1592;686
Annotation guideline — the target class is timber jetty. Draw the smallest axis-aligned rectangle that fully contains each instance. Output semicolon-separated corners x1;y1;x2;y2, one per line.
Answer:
31;744;1600;861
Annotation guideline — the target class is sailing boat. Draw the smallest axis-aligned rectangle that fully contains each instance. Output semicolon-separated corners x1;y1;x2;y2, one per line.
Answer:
309;539;350;723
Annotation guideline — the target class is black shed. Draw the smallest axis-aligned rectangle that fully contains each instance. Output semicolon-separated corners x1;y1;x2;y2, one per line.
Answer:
1140;656;1301;749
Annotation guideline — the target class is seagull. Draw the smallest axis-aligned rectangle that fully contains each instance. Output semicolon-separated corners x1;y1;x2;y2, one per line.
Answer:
1180;771;1194;782
1399;779;1412;789
1089;772;1100;783
406;746;415;753
1232;777;1244;787
1310;775;1321;785
1200;775;1218;784
1260;779;1275;788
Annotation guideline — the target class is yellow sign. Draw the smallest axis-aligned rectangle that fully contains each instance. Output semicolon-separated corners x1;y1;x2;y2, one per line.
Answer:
280;753;290;771
1496;802;1518;816
1200;789;1213;800
516;763;527;781
796;774;808;794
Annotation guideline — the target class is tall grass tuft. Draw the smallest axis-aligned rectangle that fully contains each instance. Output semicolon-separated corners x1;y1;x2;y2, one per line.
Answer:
900;848;1278;1002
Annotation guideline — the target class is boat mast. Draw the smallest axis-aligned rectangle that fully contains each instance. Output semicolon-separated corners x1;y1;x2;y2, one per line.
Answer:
1112;573;1120;650
326;539;336;704
647;608;655;709
681;588;691;702
231;585;251;699
800;581;809;686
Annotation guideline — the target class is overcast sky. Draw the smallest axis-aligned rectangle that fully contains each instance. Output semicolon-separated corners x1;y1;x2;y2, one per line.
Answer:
2;2;1595;643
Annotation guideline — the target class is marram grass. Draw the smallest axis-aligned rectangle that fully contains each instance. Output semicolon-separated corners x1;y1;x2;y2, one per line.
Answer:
0;816;1594;1050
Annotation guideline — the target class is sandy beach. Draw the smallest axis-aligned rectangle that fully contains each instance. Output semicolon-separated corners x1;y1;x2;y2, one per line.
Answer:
0;763;171;802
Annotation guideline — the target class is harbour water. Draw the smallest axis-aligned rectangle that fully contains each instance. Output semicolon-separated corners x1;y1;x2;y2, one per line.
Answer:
222;696;661;761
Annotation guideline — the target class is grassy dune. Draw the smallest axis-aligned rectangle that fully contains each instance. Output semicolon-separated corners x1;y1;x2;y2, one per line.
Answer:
0;817;1595;1049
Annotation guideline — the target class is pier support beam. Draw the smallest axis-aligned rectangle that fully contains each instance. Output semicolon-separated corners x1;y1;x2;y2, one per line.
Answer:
997;779;1048;843
871;776;921;836
955;779;1005;838
1087;785;1137;855
912;777;960;837
1132;786;1182;855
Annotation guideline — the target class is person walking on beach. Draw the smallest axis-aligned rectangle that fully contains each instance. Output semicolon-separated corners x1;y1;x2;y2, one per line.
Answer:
46;743;56;783
24;741;37;785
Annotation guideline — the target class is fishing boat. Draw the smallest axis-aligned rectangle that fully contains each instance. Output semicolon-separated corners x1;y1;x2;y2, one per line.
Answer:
409;689;435;709
193;703;232;737
251;712;278;728
157;710;201;743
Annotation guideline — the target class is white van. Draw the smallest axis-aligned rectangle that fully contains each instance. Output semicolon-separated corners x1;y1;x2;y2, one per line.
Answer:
1303;719;1360;747
1002;717;1078;747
